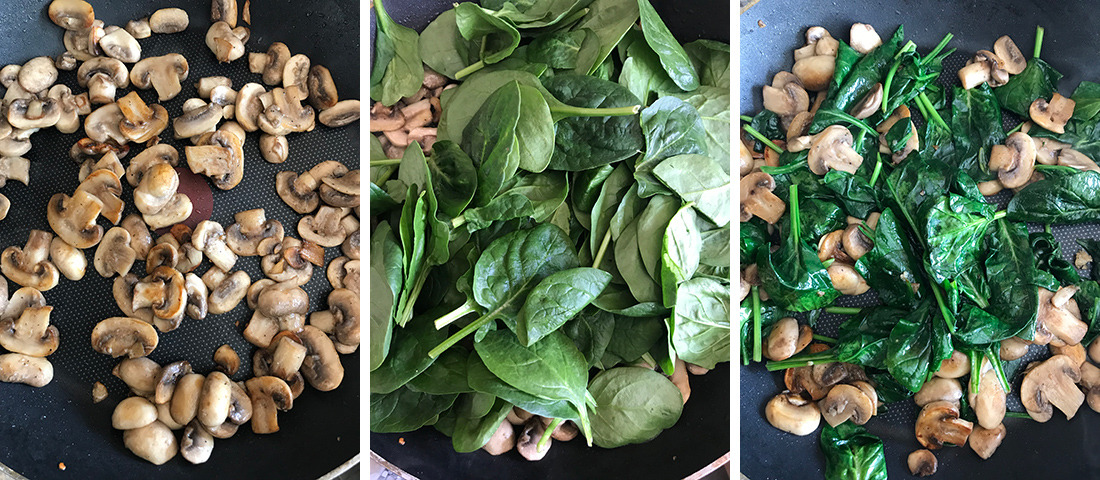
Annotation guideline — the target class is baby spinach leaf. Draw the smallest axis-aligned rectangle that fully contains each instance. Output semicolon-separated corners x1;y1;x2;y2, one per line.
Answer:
884;119;913;153
635;0;698;91
637;97;708;180
949;84;1005;182
671;277;730;368
438;70;542;145
452;398;513;453
572;0;640;75
604;315;664;362
757;186;841;312
564;307;616;368
994;58;1062;117
652;154;731;227
740;218;769;266
588;366;684;448
543;74;646;171
836;306;906;368
590;163;633;254
395;188;428;327
370;311;450;394
370;0;424;106
699;224;731;268
854;209;924;309
884;153;951;235
609;183;645;240
684;39;730;89
748;109;784;151
985;219;1040;341
467;353;582;420
591;284;670;317
407;347;473;395
636;194;679;282
885;300;951;393
572;164;614;217
923;194;995;284
514;84;557;173
811;25;903;133
463;172;569;231
820;423;888;480
370;183;398;217
1031;232;1080;286
472;223;579;331
370;387;459;433
671;86;731;168
428;141;478;218
1073;281;1100;345
1071;81;1100;120
778;198;845;245
660;204;701;307
370;222;404;371
419;8;478;79
953;304;1017;345
463;81;522;206
615;216;662;303
1007;170;1100;224
454;3;522;65
527;30;587;69
518;267;612;346
620;40;682;105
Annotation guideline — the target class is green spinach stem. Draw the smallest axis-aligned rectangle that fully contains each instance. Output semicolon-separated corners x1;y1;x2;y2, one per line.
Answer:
396;269;431;327
813;334;837;343
592;229;612;270
373;166;398;185
821;258;835;268
538;418;562;452
930;281;957;334
922;33;954;65
1006;122;1024;135
882;42;916;113
429;311;495;358
740;115;754;122
455;60;486;80
918;92;951;132
988;347;1011;393
760;160;808;176
741;124;784;154
993;210;1007;221
789;184;801;243
825;306;862;315
752;285;763;363
554;104;641;118
1005;412;1034;419
1033;25;1045;59
433;300;479;330
869;151;884;186
969;350;982;393
560;8;590;33
765;350;838;371
452;215;468;229
370;159;402;166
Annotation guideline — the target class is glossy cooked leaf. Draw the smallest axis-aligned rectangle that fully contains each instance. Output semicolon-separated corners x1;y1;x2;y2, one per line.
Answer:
810;25;903;133
885;300;937;393
1071;80;1100;120
820;170;878;220
652;154;731;227
452;398;513;453
407;347;473;395
563;307;616;368
757;237;842;312
1031;232;1080;286
778;198;846;245
660;204;701;307
820;423;888;480
429;140;478;218
1074;281;1100;345
635;0;698;91
836;306;907;368
517;267;612;346
953;304;1017;345
1078;238;1100;281
572;0;640;75
884;153;951;232
985;219;1040;340
370;387;459;433
949;84;1005;182
371;0;423;106
671;277;730;368
475;329;589;410
466;353;583;420
994;58;1062;117
472;223;579;330
854;209;924;309
543;74;646;171
370;222;403;371
370;313;449;394
923;194;995;284
454;3;521;64
419;8;478;79
1007;170;1100;224
588;366;684;448
463;81;523;207
739;218;769;266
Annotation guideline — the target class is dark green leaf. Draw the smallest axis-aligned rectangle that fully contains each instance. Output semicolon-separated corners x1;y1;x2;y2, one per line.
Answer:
475;329;589;411
407;347;473;395
429;140;478;218
370;387;459;433
820;422;888;480
854;209;924;309
371;0;424;106
985;219;1040;340
949;84;1005;182
1007;171;1100;224
652;154;731;226
527;30;586;69
419;9;478;79
635;0;698;91
1071;81;1100;120
467;353;582;420
588;366;684;448
994;58;1062;117
452;398;513;452
518;267;612;346
454;3;521;64
543;74;646;171
370;312;449;394
671;277;730;368
563;307;616;368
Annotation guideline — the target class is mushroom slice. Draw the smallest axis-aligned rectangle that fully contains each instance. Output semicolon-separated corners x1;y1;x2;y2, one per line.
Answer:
319;99;362;128
808;125;863;175
298;325;344;391
320;170;361;208
208;270;250;315
849;23;882;54
1055;148;1100;173
149;8;189;34
1020;354;1085;422
134;266;187;325
134;163;192;230
482;419;516;455
170;373;205;426
765;391;821;435
327;257;360;295
369;101;404;132
78;57;129;104
153;360;192;404
0;353;52;387
848;83;883;120
791;55;834;92
50;236;86;281
958;61;992;90
827;263;870;296
841;224;874;261
258;134;289;164
907;449;937;477
739;171;785;224
323;289;359;347
226;209;284;256
131;54;190;101
48;191;104;250
206;21;245;63
90;317;158;358
914;377;963;408
76;169;124;224
994;35;1027;75
123;420;178;465
2;230;60;291
227;381;252;425
818;384;874;427
214;344;239;375
19;56;58;93
974;50;1010;87
112;274;154;323
0;156;29;188
126;17;152;39
0;306;58;357
193;221;237;271
100;28;141;63
250;43;291;85
48;85;84;134
1030;93;1075;135
49;0;95;30
235;82;266;131
211;0;238;27
299;206;350;247
282;55;310;101
307;65;338;111
517;418;550;461
186;130;244;189
117;92;168;143
259;86;316;135
173;103;223;139
342;229;360;260
969;361;1007;430
113;357;160;397
999;336;1029;361
915;400;973;449
94;227;136;277
245;376;293;434
969;423;1007;460
180;420;215;465
77;151;125;184
7;98;61;130
762;82;810;117
126;144;178;187
184;273;208;321
84;103;129;144
113;396;158;430
989;132;1036;189
1037;286;1088;346
146;243;179;273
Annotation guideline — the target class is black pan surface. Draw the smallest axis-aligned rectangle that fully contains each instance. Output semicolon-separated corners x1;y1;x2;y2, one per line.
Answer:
0;1;360;479
370;1;731;479
741;1;1100;478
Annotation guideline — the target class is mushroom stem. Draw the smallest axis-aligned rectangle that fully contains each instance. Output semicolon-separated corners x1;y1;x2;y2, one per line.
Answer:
454;60;485;80
1033;25;1044;59
432;299;478;330
741;123;783;154
538;418;561;452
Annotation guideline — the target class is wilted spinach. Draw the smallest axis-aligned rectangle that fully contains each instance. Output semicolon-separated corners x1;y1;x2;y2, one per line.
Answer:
820;423;888;480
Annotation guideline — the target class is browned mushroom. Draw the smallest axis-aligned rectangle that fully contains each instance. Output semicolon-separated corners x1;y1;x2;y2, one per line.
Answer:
1030;93;1075;134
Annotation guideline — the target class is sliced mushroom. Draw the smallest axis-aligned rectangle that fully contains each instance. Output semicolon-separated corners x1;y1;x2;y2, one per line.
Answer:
48;237;84;282
113;357;160;397
245;376;293;434
206;21;245;63
235;83;265;131
915;400;973;449
214;344;239;375
90;317;158;358
76;169;124;224
2;230;60;291
0;353;52;387
298;206;349;247
49;0;95;30
282;55;310;100
1020;354;1084;422
227;381;252;425
1036;286;1088;346
841;224;874;262
7;98;61;130
47;85;83;134
327;257;360;295
130;54;189;101
914;377;963;409
989;132;1036;189
974;50;1010;87
112;274;153;323
77;57;128;104
258;134;288;163
192;221;237;271
94;227;136;277
516;418;550;461
18;56;58;93
77;151;125;184
320;169;360;208
907;449;937;477
935;350;971;378
173;103;222;139
153;360;192;404
818;384;874;427
969;423;1006;460
849;83;883;120
827;263;870;295
249;42;291;86
180;420;215;464
1030;93;1075;135
259;86;316;135
1050;342;1087;367
808;125;863;175
765;317;803;362
100;28;141;63
994;35;1027;75
849;23;882;54
198;371;233;428
482;419;516;455
113;396;158;430
969;360;1007;430
207;269;250;315
123;420;178;465
739;171;785;224
298;325;343;391
149;8;189;34
791;52;834;92
186;130;244;189
307;65;338;111
226;209;283;256
126;17;152;39
117;92;168;143
765;391;821;436
0;306;58;357
762;82;810;117
958;61;991;90
134;163;192;230
184;273;208;321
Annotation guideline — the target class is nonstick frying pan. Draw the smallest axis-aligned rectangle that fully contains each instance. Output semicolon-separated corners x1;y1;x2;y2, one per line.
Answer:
369;1;731;479
0;1;360;478
741;1;1100;478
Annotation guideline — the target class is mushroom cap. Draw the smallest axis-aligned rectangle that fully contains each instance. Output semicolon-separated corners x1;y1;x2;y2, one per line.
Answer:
131;54;189;101
915;400;973;449
907;449;937;477
100;28;141;63
245;375;293;434
94;227;136;278
149;8;189;34
827;262;870;295
208;270;250;315
818;383;874;427
784;366;830;401
968;361;1007;429
123;420;178;465
84;103;128;144
765;391;821;436
791;55;834;92
974;50;1010;87
50;237;86;282
765;317;801;361
112;396;158;430
76;169;124;224
112;356;161;396
1030;93;1075;135
969;423;1007;460
259;86;316;135
841;224;874;261
999;336;1029;361
298;325;344;391
914;377;963;408
19;56;59;93
342;229;360;260
739;171;785;224
206;21;245;63
211;0;238;27
849;23;883;54
1037;286;1088;346
126;144;178;187
90;316;158;358
49;0;95;30
1;230;60;291
3;287;43;323
154;360;192;404
226;380;252;425
146;243;179;273
994;35;1027;75
77;56;129;90
326;257;360;294
762;82;809;117
0;353;53;387
808;125;863;175
326;288;360;346
169;373;205;426
126;18;152;39
320;170;361;208
226;209;284;256
516;418;551;461
482;419;516;455
198;371;233;428
934;350;971;378
180;420;214;464
0;306;59;357
298;206;349;247
173;103;223;139
989;132;1037;189
213;344;240;376
193;220;237;272
1020;354;1084;422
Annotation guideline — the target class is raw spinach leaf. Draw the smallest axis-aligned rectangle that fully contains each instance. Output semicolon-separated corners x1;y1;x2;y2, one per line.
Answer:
660;204;702;306
994;58;1062;117
467;353;582;420
572;0;640;75
527;30;586;69
684;39;729;89
370;222;404;371
452;398;513;452
543;74;646;171
370;0;423;106
454;3;521;65
572;164;615;217
370;183;398;217
604;315;664;362
1007;170;1100;224
588;366;684;448
636;194;680;282
590;163;633;254
517;267;612;346
429;140;478;218
419;9;478;79
638;97;708;172
671;86;731;168
463;81;523;206
614;216;662;303
820;422;888;480
591;284;670;317
619;39;681;105
462;172;569;231
563;307;616;368
370;386;459;433
407;347;473;395
652;154;731;226
438;70;542;145
671;276;730;368
370;311;450;394
635;0;698;91
699;224;731;268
